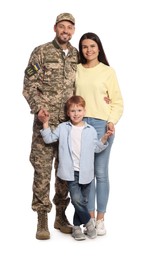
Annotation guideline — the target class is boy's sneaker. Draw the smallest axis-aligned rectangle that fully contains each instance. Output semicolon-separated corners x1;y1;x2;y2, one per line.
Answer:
72;226;86;241
83;218;95;235
96;219;106;236
85;219;97;239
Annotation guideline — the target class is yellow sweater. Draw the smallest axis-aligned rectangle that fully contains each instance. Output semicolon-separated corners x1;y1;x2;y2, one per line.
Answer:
75;62;123;124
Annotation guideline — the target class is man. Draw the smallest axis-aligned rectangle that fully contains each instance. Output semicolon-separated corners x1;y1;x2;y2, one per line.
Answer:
23;12;79;240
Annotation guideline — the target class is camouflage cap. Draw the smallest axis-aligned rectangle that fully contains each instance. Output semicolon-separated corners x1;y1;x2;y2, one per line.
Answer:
55;13;75;25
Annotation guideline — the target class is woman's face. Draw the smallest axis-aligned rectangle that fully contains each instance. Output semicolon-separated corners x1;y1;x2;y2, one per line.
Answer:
81;39;99;62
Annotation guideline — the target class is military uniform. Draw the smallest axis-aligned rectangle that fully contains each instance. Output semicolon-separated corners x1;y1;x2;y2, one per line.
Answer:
23;34;78;238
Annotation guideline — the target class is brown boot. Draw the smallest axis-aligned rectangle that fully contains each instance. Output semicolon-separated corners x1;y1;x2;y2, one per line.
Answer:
36;211;50;240
54;206;72;234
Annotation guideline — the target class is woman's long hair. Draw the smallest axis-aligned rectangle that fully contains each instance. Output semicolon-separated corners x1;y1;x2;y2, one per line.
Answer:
79;32;109;66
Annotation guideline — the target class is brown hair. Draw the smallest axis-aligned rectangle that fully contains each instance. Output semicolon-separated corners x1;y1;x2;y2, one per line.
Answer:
66;95;86;111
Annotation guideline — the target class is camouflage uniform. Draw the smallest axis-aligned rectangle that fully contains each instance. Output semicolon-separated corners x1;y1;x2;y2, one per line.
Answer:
23;38;78;235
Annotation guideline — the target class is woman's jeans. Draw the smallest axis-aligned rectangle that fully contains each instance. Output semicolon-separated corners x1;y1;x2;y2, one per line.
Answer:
83;118;115;213
68;171;91;226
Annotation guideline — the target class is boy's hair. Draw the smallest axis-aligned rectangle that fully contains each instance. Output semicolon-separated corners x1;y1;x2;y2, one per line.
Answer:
66;95;86;111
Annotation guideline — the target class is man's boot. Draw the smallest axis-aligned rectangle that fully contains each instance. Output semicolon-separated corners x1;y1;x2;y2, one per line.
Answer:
54;206;72;234
36;211;50;240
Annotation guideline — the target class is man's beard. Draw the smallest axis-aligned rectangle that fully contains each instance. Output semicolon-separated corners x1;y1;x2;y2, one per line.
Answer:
57;35;71;44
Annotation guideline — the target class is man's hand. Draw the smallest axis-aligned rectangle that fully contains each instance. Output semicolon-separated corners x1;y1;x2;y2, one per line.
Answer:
104;96;111;104
104;91;111;104
38;109;49;123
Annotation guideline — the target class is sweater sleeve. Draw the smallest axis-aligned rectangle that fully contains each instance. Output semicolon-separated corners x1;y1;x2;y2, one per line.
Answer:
107;69;124;124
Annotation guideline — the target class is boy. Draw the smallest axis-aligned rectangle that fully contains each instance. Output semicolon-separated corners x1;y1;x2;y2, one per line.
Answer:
38;96;112;240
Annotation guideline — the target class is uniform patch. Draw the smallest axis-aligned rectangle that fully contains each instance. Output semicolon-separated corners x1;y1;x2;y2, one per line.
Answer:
25;63;40;77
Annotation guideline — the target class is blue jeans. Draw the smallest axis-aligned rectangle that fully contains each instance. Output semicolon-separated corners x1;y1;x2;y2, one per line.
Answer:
83;118;115;213
67;171;91;226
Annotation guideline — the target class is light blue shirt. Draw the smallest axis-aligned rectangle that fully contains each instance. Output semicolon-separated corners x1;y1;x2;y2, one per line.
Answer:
40;121;108;184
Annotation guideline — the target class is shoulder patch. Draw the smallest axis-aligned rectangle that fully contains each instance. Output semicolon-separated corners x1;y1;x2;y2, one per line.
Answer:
25;63;40;77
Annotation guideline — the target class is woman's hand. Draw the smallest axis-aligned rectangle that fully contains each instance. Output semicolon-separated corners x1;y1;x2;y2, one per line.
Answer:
107;122;115;134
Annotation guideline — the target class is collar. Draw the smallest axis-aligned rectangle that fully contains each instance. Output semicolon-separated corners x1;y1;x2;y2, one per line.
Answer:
66;121;90;128
52;38;72;51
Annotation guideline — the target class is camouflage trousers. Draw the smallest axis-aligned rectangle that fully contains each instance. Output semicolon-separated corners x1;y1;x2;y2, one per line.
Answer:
30;118;70;212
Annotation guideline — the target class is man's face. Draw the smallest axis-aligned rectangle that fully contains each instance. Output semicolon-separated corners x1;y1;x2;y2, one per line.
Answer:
54;21;75;44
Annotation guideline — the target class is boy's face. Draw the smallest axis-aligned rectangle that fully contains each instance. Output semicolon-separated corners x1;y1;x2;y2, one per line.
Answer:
67;104;86;125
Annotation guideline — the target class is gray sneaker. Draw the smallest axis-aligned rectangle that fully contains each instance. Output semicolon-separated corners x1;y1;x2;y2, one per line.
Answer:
85;219;97;239
72;226;86;241
84;218;95;235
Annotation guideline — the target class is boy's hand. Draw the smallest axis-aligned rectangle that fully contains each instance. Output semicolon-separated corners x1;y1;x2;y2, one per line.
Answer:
101;130;113;144
105;130;113;137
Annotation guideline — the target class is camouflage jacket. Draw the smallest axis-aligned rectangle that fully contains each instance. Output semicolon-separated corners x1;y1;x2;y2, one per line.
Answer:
23;38;79;125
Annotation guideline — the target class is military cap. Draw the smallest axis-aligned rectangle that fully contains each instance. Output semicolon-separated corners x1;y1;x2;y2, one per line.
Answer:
55;13;75;25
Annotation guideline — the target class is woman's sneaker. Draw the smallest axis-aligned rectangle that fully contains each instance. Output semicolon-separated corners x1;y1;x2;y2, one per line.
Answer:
96;219;106;235
72;226;86;241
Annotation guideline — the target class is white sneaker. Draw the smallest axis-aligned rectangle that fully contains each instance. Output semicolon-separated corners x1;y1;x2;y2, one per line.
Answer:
96;219;106;236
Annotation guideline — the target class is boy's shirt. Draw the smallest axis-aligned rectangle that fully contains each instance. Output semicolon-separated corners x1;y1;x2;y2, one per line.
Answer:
40;121;108;184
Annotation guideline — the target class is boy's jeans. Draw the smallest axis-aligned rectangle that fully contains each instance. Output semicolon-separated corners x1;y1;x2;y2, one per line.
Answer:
68;171;91;226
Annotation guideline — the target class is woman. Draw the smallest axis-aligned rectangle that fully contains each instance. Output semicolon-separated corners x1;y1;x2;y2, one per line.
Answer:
75;32;123;235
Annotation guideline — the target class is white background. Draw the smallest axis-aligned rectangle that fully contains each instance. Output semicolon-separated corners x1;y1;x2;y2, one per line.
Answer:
0;0;145;259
